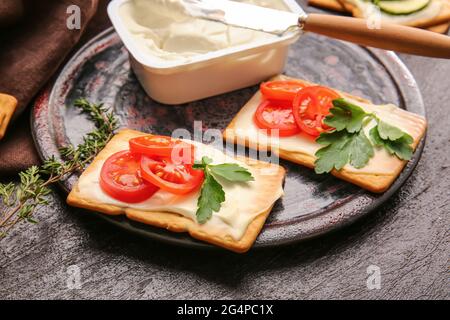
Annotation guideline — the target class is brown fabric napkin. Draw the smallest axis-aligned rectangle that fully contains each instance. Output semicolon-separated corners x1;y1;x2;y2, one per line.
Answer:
0;0;111;176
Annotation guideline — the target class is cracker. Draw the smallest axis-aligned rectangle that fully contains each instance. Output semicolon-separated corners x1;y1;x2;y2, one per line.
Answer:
0;94;18;140
308;0;347;12
223;76;427;193
338;0;450;28
308;0;450;32
67;129;286;253
425;21;450;32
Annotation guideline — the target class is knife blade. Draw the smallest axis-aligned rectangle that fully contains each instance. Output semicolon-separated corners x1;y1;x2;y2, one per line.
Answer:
181;0;306;35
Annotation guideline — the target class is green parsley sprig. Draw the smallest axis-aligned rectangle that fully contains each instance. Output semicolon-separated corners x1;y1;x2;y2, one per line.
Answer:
0;99;118;238
192;156;254;224
314;98;413;174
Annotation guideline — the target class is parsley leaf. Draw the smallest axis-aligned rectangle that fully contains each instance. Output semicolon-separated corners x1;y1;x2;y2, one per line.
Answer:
324;98;369;133
315;99;414;174
376;120;411;141
192;156;213;169
315;131;353;173
369;126;413;160
348;130;374;168
193;156;254;224
315;130;373;174
196;172;225;224
368;125;384;147
209;163;254;182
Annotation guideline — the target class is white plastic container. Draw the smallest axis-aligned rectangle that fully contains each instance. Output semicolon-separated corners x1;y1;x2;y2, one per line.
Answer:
107;0;302;104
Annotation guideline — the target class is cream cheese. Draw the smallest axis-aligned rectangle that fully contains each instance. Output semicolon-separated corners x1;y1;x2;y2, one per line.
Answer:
347;0;442;25
76;138;284;240
118;0;289;62
231;91;426;175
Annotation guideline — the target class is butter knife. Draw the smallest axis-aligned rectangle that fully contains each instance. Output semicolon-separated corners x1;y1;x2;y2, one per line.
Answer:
182;0;450;59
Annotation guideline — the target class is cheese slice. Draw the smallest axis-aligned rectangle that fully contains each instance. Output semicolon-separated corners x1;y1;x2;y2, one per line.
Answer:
224;76;427;192
68;130;285;242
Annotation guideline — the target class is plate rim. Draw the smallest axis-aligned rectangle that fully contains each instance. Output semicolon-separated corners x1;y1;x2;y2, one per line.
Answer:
31;27;426;250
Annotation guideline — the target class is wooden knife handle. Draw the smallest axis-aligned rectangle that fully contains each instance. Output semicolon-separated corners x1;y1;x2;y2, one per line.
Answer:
302;13;450;59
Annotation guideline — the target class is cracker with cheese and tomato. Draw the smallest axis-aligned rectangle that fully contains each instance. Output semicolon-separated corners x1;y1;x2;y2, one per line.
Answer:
223;76;427;193
308;0;450;33
67;129;285;253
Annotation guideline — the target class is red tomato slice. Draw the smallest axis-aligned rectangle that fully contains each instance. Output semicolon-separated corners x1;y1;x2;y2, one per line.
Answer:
100;150;159;203
292;86;340;137
140;156;204;195
129;135;194;164
296;115;328;137
254;100;300;137
293;86;340;119
312;86;340;114
260;80;307;101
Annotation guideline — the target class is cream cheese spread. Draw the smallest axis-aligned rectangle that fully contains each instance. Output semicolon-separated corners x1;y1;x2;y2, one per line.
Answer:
118;0;289;62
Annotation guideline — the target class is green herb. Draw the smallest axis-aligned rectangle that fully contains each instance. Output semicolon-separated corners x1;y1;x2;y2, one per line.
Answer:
0;183;15;207
315;130;374;174
323;98;368;133
314;99;413;174
195;171;225;224
369;125;413;160
192;156;254;224
376;120;408;141
0;99;118;239
205;163;254;182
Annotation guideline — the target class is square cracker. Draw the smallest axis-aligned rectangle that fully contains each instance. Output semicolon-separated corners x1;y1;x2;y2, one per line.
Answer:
426;21;450;32
223;76;427;193
67;129;286;253
338;0;450;28
308;0;450;32
0;94;18;140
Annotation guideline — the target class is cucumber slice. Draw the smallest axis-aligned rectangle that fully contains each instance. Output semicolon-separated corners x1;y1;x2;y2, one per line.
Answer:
377;0;431;15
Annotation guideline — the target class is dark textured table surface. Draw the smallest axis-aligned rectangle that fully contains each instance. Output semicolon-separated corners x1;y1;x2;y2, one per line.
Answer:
1;20;449;301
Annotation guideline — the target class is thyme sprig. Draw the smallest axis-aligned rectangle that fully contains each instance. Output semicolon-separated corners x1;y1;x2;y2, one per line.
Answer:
0;99;118;238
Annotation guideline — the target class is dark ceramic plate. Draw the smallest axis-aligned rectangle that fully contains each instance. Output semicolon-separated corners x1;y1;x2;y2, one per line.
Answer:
32;28;426;250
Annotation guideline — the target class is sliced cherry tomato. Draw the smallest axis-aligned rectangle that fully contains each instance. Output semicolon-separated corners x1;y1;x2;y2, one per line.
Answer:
129;135;194;164
293;86;340;119
140;156;204;195
254;100;300;137
260;80;307;101
100;150;159;203
312;86;340;114
292;86;340;137
296;114;329;137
